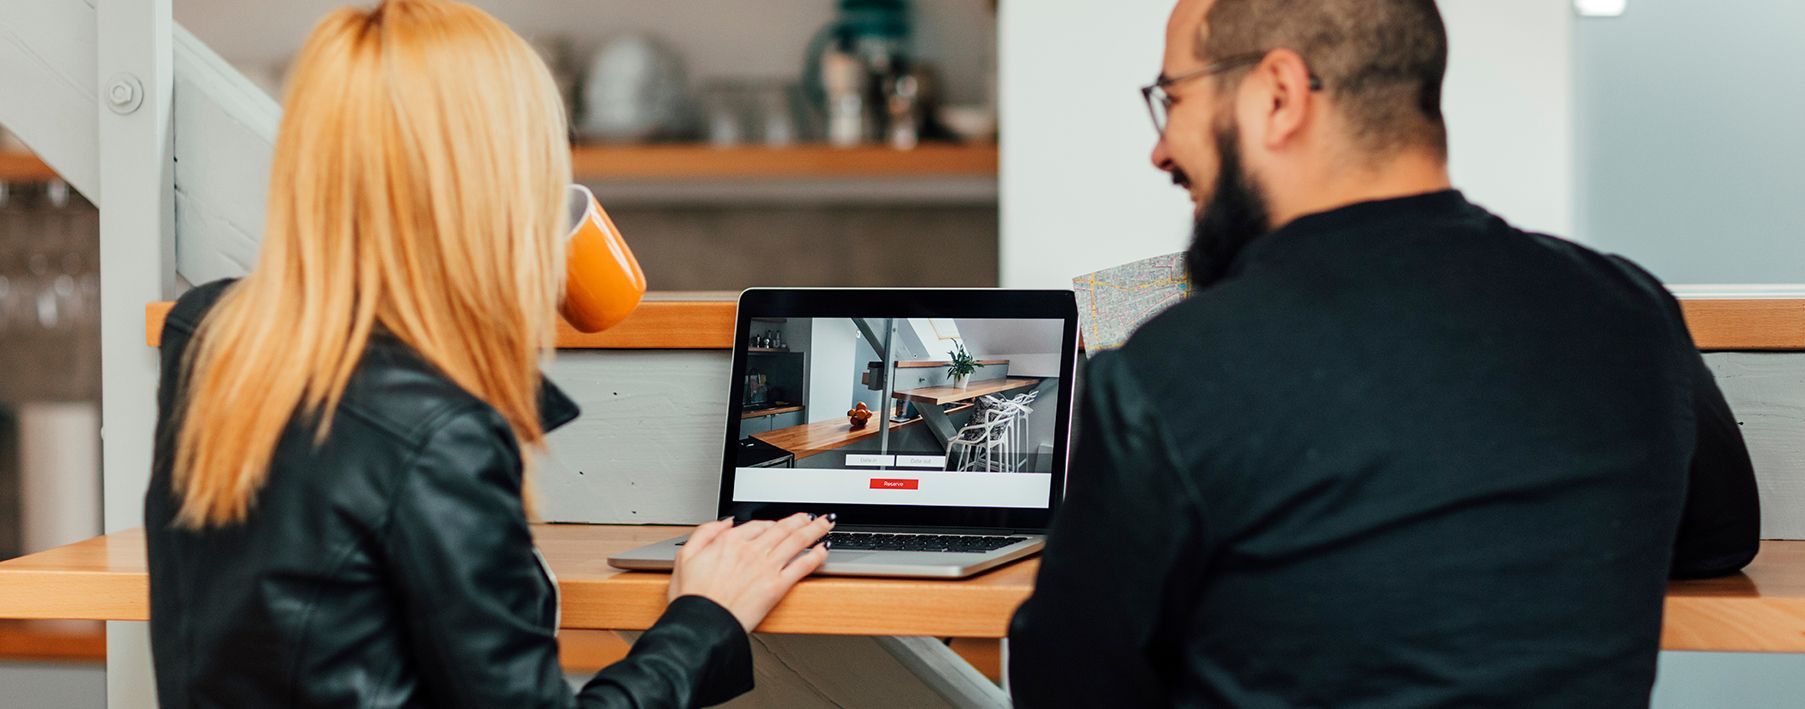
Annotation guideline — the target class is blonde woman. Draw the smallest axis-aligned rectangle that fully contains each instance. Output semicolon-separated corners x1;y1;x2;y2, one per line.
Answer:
145;1;833;706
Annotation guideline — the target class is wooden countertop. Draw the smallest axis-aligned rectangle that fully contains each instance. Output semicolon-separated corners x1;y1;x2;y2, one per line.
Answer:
892;378;1040;406
752;404;973;460
1662;541;1805;651
146;296;739;350
147;295;1805;352
4;528;1805;649
0;525;1032;638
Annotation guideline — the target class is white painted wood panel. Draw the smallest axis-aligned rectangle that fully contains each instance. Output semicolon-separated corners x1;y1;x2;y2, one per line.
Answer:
1702;353;1805;540
540;350;1805;539
539;350;734;524
171;24;278;285
0;0;101;199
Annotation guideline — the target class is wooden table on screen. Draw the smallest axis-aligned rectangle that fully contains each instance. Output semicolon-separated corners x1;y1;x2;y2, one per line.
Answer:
4;526;1803;652
891;377;1041;447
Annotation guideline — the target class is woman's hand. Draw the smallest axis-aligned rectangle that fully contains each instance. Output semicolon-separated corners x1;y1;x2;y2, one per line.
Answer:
668;512;835;632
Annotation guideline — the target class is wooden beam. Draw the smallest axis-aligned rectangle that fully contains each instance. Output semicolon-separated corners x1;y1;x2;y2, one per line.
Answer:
147;296;1805;352
1679;299;1805;351
554;300;737;350
146;298;739;350
0;620;106;663
569;144;997;180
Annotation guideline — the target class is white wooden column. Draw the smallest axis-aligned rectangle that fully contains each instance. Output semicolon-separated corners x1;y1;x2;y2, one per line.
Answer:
96;0;176;707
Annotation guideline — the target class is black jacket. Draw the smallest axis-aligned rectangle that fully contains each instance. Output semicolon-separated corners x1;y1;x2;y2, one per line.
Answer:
146;280;753;708
1010;192;1761;707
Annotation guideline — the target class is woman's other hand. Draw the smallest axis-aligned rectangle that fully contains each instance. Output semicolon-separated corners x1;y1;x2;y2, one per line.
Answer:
668;512;835;632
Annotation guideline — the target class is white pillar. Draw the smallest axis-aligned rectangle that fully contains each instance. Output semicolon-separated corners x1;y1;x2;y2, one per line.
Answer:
97;0;176;707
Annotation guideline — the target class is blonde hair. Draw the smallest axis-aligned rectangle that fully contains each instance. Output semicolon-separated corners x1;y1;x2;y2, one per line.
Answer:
173;0;571;528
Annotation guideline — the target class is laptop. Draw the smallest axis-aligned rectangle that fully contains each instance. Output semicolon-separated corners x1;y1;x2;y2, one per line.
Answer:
608;288;1080;578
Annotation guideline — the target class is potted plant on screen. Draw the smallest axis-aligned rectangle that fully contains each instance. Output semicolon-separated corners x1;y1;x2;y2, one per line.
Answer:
946;342;984;391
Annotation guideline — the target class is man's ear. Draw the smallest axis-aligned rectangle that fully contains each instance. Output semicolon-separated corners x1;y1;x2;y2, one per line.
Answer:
1252;49;1316;150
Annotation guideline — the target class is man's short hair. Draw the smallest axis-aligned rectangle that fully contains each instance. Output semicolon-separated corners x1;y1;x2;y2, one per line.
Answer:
1202;0;1449;157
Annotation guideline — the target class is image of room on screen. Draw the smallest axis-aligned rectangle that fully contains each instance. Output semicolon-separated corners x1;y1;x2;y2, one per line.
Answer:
734;317;1063;485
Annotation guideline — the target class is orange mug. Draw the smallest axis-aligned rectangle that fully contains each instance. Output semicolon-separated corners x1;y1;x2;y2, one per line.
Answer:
562;184;647;333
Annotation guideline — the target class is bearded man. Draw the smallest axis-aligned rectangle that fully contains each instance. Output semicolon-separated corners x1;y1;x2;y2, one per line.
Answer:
1006;1;1760;706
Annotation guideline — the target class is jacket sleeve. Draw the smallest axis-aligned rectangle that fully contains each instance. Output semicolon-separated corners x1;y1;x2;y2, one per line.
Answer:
1670;352;1762;578
386;407;753;708
1007;352;1203;707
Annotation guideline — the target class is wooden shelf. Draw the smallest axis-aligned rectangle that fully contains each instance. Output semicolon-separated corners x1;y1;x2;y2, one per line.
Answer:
0;151;55;181
878;359;1009;370
149;299;740;350
570;143;996;180
1;144;997;184
892;377;1040;406
740;404;803;420
150;296;1805;352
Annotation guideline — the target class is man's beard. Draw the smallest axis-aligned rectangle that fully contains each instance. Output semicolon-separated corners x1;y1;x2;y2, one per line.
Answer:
1183;125;1272;289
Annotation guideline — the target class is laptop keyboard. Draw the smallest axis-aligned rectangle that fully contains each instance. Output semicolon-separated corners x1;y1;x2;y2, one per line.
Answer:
820;532;1028;554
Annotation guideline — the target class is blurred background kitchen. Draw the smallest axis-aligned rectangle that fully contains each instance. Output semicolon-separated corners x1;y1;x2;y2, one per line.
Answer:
8;1;1805;705
182;0;1003;291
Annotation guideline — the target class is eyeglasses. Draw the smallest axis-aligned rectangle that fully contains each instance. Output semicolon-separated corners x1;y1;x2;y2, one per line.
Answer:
1139;51;1324;135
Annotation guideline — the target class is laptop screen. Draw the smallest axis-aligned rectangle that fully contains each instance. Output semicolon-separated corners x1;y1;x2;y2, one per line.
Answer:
719;289;1078;531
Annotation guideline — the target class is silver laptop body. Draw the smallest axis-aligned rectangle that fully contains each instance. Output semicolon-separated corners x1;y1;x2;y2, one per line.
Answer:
606;529;1046;579
609;288;1080;579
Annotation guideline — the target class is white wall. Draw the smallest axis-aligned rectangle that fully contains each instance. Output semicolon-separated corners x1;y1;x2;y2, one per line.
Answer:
954;318;1064;378
999;0;1576;288
1438;0;1574;238
806;319;859;425
998;1;1190;289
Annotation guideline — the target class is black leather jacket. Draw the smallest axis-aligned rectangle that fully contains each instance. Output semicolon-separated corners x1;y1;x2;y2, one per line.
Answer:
146;280;753;708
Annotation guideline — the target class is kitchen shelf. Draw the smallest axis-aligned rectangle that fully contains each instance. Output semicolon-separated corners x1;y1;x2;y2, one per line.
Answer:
748;347;793;354
571;143;997;180
0;143;998;184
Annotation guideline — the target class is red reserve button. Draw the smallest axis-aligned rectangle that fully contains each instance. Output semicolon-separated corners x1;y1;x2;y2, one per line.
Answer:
869;478;920;490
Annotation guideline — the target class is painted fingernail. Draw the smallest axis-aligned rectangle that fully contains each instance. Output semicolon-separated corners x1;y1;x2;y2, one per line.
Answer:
823;541;833;550
826;513;838;523
807;513;818;521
